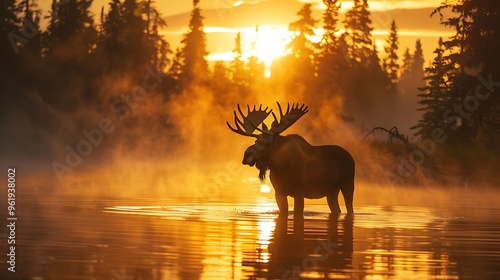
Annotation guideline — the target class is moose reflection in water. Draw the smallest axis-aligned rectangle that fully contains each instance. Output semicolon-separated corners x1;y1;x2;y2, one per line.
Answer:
244;214;354;279
227;102;355;217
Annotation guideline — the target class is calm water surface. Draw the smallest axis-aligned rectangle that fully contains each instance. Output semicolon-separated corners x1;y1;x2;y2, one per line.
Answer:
2;191;500;280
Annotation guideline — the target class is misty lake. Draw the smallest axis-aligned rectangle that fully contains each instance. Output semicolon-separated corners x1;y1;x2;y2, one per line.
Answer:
2;187;500;280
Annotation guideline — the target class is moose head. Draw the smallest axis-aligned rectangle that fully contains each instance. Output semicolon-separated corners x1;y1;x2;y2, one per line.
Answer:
227;102;309;180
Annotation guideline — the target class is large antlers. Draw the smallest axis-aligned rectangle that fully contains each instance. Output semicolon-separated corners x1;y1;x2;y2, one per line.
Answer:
227;102;308;137
227;104;271;137
270;102;308;135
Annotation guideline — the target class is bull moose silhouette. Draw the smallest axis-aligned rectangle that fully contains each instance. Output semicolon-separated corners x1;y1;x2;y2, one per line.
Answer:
227;102;355;217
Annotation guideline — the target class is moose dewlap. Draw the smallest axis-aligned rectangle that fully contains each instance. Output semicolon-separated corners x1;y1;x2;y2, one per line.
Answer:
227;102;355;216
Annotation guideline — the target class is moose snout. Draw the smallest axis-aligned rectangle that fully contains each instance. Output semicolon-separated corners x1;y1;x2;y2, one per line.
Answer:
242;146;257;166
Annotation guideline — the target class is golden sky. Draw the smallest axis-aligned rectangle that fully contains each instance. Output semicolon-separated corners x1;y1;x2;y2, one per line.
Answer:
158;0;452;67
37;0;452;67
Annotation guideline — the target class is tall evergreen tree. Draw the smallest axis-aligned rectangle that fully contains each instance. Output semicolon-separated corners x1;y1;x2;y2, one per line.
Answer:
412;39;424;82
287;3;317;59
399;47;412;81
231;31;246;86
383;20;399;85
432;0;500;146
121;0;149;68
100;0;123;69
399;39;425;89
43;0;97;64
1;0;23;77
318;0;347;89
413;38;453;138
180;0;209;86
343;0;373;66
366;41;389;87
282;3;317;92
147;4;170;70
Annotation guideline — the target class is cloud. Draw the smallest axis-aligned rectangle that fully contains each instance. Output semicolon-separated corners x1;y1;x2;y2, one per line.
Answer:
312;0;441;12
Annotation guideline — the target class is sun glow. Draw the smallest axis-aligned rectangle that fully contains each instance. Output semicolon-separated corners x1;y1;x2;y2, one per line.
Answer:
259;184;271;193
205;25;291;76
253;26;290;68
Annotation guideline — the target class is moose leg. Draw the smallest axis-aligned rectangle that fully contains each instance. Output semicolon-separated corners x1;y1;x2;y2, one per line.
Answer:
275;193;288;217
327;188;341;214
341;182;354;214
293;195;304;218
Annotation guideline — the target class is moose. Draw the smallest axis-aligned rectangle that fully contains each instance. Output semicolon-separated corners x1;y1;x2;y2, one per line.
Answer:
227;102;355;217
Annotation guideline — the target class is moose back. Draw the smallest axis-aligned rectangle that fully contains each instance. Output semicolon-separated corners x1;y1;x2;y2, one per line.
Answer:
227;103;355;217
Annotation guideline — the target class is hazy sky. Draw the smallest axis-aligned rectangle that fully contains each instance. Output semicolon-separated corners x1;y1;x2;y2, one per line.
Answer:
159;0;442;16
36;0;451;67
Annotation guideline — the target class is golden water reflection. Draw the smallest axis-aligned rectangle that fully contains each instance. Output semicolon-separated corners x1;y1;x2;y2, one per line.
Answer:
3;196;500;279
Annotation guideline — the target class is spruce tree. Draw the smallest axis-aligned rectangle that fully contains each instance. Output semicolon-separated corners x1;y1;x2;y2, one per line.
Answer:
282;3;317;95
121;0;149;69
1;0;23;73
432;0;500;146
399;48;412;82
287;3;317;59
43;0;97;61
343;0;373;66
231;32;246;86
318;0;347;88
148;5;170;70
180;0;209;86
100;0;123;69
412;39;424;86
413;38;453;138
383;20;399;85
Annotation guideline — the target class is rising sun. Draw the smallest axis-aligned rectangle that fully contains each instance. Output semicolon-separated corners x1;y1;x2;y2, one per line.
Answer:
252;26;290;76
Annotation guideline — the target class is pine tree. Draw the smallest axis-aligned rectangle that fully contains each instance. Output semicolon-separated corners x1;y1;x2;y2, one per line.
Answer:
212;61;233;104
167;47;183;93
343;0;373;66
366;41;388;87
280;3;317;95
180;0;209;86
43;0;97;61
321;0;340;49
100;0;123;69
412;39;424;85
231;31;246;86
413;38;453;138
1;0;23;74
148;4;170;70
121;0;149;69
0;0;23;108
399;47;412;81
383;20;399;85
287;3;317;59
20;0;41;54
318;0;348;88
399;40;425;89
432;0;500;146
